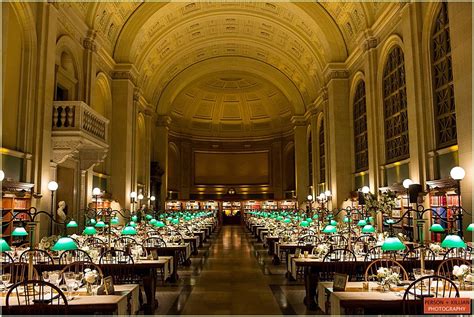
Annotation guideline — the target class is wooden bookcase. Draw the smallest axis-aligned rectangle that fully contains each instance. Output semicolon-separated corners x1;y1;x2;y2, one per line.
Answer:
1;181;34;244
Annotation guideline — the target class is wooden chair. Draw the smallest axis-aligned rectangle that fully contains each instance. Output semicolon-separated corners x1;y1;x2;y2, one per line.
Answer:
402;246;436;261
146;230;162;237
320;249;357;281
323;248;356;262
58;249;92;264
1;251;14;264
143;236;167;248
5;280;68;315
436;257;471;280
402;275;459;315
443;247;471;260
1;262;39;284
99;249;134;264
364;259;409;281
114;236;138;247
19;249;54;265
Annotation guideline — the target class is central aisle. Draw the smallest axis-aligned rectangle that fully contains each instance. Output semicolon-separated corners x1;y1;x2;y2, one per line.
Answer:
181;225;282;315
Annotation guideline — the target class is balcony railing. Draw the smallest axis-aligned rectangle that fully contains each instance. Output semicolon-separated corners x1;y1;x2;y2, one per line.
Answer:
52;101;109;141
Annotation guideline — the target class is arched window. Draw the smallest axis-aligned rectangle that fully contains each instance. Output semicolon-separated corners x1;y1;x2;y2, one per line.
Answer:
432;2;457;149
319;120;325;183
383;46;409;163
353;80;368;172
308;131;313;186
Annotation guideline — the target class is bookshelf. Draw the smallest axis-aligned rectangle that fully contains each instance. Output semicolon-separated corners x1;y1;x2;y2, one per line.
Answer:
165;200;182;212
262;200;278;211
1;181;34;244
243;200;261;212
426;178;460;242
185;200;200;210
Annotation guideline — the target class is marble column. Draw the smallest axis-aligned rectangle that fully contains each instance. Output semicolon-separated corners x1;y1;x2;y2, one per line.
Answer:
292;116;309;207
156;116;171;209
82;30;98;105
110;71;135;209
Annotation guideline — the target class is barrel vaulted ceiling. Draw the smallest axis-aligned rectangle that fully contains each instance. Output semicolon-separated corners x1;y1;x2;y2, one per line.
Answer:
60;1;390;138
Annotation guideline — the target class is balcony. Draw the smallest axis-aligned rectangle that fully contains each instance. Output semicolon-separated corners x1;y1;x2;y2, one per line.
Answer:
51;101;109;169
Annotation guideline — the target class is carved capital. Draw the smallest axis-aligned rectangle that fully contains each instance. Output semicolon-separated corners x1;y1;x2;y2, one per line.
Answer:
83;29;98;52
291;115;307;127
326;69;349;82
363;36;378;52
133;87;142;102
156;115;172;127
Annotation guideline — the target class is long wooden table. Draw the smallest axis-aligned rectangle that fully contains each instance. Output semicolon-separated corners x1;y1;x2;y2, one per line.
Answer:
293;257;444;310
1;284;140;315
317;281;473;315
34;258;172;314
146;243;191;282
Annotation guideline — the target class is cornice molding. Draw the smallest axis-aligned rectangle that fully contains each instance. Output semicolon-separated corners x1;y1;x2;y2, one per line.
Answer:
111;64;138;85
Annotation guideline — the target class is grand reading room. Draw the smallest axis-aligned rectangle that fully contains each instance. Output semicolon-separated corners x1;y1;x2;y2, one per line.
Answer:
0;1;472;316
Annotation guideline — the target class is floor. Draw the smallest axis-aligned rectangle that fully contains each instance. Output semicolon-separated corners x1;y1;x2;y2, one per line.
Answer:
153;225;321;315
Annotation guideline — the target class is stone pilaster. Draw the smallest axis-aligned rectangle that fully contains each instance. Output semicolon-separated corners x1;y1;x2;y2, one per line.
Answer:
325;67;352;208
292;116;309;206
110;69;135;209
156;115;171;209
83;29;98;104
448;2;473;239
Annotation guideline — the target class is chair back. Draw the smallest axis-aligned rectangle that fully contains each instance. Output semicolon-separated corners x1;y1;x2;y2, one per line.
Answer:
1;251;14;264
1;262;39;284
84;237;107;248
364;259;409;281
325;234;348;247
402;275;459;315
403;246;436;261
60;261;104;284
99;249;134;264
443;247;471;260
19;249;54;265
58;249;92;264
436;257;471;280
297;234;319;246
5;280;68;315
323;248;356;262
364;246;384;261
143;237;167;248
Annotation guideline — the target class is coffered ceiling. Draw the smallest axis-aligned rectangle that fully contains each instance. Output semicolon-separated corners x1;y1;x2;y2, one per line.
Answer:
60;1;390;138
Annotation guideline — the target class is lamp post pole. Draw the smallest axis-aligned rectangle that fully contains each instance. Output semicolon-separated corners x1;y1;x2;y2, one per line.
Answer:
47;181;58;236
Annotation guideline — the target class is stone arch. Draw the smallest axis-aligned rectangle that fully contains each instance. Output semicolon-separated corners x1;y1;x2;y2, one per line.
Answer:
349;72;368;174
91;72;112;119
55;35;84;100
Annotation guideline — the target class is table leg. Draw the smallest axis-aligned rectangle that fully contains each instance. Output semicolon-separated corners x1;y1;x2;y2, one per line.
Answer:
143;271;158;314
303;266;317;310
272;254;281;265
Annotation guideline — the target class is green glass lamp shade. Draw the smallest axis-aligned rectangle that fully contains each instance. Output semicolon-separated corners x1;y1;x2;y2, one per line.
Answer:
89;219;97;225
357;219;367;227
0;238;11;252
185;216;192;221
145;214;153;220
276;216;283;221
385;219;395;225
283;218;291;224
121;226;137;235
95;221;106;228
149;219;157;225
312;214;319;219
131;215;138;222
66;220;78;228
343;217;352;223
110;217;120;225
362;224;375;233
306;217;313;223
330;220;338;226
441;234;466;248
11;227;28;236
327;215;334;219
381;237;406;251
171;219;180;225
299;220;310;227
368;216;374;223
167;217;173;221
322;225;337;234
83;226;97;235
467;223;474;232
51;237;78;251
154;221;166;228
128;221;137;227
429;224;445;232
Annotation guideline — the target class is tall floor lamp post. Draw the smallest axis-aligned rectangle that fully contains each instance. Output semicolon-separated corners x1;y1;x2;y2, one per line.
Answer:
47;181;58;235
450;166;466;238
130;191;137;214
